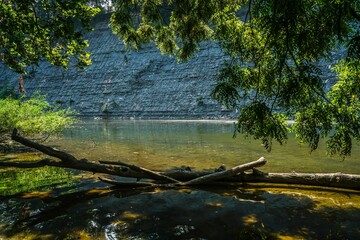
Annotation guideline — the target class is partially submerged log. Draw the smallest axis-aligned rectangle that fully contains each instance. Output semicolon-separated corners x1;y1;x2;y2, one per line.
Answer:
0;129;359;191
237;170;360;190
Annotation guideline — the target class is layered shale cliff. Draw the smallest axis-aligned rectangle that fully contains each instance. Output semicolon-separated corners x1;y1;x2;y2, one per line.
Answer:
0;14;235;119
0;14;343;119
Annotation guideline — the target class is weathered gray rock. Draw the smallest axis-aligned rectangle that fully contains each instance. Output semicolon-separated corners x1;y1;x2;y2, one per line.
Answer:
0;14;235;119
0;14;344;119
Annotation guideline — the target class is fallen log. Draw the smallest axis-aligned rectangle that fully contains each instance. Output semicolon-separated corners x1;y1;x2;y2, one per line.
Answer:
236;170;360;191
95;170;360;191
0;128;359;191
98;158;266;188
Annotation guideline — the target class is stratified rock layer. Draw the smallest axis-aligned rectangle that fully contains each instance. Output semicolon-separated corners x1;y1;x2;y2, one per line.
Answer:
0;15;233;119
0;14;342;119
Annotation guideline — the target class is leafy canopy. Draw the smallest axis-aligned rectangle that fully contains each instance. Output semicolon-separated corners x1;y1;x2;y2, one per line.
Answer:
0;0;99;73
110;0;360;158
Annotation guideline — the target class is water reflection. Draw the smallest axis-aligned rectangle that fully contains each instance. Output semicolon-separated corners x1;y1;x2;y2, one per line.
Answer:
50;120;360;173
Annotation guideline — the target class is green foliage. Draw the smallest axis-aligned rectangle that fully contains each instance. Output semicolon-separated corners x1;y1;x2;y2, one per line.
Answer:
110;0;360;158
110;0;216;60
0;166;75;196
0;0;100;73
235;102;289;152
0;93;77;142
292;59;360;158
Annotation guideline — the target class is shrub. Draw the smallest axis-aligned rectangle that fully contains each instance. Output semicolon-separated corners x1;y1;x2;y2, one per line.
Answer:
0;93;77;147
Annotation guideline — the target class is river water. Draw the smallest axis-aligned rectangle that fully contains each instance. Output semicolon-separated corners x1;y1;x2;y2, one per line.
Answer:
48;120;360;173
0;120;359;239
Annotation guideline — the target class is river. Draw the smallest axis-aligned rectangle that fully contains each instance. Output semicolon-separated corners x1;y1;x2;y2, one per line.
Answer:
0;120;359;239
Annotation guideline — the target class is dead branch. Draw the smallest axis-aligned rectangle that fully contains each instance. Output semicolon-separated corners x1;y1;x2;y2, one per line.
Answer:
99;160;180;183
98;177;156;187
179;157;266;186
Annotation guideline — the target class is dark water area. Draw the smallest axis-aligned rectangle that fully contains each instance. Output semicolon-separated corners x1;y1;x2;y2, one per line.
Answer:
1;120;360;239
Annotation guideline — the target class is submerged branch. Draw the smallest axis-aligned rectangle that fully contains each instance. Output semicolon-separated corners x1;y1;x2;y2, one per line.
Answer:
98;177;156;187
99;160;180;183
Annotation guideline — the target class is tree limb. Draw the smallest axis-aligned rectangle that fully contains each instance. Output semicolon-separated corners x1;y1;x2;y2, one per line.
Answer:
98;177;156;187
179;157;266;186
11;129;78;163
99;160;181;183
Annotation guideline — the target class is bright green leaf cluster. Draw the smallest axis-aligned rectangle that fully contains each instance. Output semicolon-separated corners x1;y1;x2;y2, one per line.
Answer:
0;0;100;73
0;93;77;144
0;166;76;196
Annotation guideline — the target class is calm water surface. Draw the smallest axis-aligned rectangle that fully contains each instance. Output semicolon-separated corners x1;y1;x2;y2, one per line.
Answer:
1;120;360;240
50;120;360;173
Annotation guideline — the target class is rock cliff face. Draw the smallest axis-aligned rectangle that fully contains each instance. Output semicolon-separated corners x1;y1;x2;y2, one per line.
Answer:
0;14;343;119
0;15;234;119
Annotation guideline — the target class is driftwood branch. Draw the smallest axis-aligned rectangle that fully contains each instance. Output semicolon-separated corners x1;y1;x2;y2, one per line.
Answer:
99;160;180;183
179;157;266;186
98;158;266;188
98;177;156;187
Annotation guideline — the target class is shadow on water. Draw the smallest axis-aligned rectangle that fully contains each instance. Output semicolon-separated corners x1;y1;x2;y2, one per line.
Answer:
1;181;359;240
